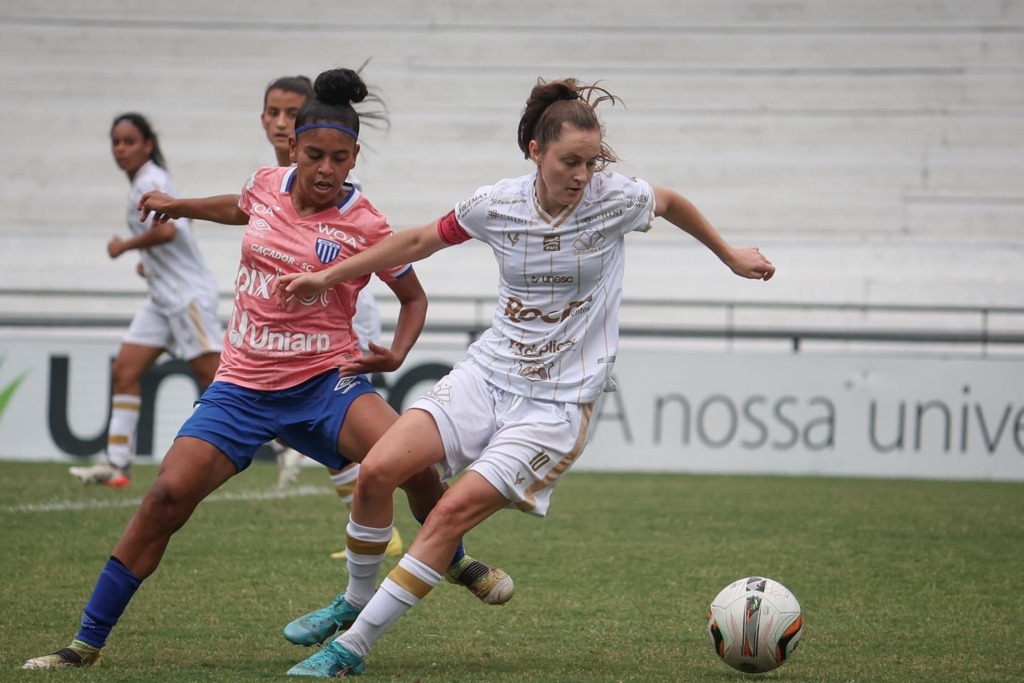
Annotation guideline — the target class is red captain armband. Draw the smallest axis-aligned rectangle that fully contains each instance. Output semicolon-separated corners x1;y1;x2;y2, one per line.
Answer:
437;210;472;245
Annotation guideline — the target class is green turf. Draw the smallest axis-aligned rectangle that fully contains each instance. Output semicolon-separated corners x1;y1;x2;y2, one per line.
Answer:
1;462;1022;682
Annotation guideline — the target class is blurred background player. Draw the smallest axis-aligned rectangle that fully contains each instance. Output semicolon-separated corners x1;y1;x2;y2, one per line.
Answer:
69;113;221;488
258;75;401;559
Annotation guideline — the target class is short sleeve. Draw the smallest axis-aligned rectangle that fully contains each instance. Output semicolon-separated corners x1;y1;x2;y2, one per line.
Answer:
621;176;656;234
451;186;493;241
237;171;259;216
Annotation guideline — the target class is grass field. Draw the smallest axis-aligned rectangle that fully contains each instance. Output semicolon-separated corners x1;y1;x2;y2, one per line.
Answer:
1;462;1022;682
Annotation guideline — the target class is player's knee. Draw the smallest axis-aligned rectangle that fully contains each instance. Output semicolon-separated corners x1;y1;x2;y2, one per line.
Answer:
110;357;143;394
420;494;474;539
139;478;195;533
355;458;401;499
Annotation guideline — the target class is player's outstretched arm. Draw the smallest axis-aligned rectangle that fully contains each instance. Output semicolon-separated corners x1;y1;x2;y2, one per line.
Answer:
276;221;451;303
653;186;775;281
138;191;248;226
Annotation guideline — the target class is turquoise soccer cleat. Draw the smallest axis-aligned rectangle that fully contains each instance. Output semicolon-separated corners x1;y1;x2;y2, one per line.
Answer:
283;593;361;646
286;641;364;677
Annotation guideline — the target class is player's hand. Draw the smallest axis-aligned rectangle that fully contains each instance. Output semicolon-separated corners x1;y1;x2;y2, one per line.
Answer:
107;235;127;259
336;342;404;376
275;271;330;308
725;247;775;281
138;190;179;224
135;261;146;278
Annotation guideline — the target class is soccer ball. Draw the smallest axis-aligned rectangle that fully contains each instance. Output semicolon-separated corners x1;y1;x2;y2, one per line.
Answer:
706;576;804;674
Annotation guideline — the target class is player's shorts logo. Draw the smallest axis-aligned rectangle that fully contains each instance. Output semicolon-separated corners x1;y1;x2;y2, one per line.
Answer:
315;238;342;264
423;382;452;404
334;376;359;394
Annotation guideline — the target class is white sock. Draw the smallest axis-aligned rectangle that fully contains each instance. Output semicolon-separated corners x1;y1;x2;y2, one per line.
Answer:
106;394;140;469
266;439;287;456
331;465;360;506
340;554;441;657
344;518;392;609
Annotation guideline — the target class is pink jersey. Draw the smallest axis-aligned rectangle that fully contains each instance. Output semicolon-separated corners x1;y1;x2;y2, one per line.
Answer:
216;166;411;390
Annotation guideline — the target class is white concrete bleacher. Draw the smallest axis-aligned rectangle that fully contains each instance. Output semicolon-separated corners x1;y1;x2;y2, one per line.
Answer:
1;0;1022;338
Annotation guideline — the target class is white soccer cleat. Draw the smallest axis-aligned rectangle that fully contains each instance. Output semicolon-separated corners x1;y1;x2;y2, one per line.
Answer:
69;461;130;487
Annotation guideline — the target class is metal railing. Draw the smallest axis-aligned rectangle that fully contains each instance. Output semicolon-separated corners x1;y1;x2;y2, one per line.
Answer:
2;288;1023;353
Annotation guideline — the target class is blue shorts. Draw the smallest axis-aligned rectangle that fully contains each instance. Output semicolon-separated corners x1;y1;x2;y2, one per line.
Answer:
176;371;378;472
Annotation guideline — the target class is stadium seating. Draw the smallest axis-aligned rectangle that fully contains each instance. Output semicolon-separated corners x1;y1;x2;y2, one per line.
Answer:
1;0;1021;327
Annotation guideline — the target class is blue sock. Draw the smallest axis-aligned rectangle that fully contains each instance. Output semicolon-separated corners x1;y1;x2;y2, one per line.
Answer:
76;556;142;649
414;514;466;566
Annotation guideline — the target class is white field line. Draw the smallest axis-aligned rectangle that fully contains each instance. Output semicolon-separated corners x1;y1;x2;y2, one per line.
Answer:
1;485;333;513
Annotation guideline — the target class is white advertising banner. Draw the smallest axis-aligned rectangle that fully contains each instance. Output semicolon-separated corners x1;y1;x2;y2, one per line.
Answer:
1;334;1022;481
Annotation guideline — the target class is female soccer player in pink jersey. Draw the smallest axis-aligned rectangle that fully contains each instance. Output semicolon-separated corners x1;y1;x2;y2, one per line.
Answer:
258;75;403;559
24;68;510;671
68;113;222;488
279;78;776;677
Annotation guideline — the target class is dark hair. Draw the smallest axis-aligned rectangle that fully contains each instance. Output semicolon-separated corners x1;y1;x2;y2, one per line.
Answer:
110;112;166;169
517;78;620;170
294;66;388;140
263;75;315;108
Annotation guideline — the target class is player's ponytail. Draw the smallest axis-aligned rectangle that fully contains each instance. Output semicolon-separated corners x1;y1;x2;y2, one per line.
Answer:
294;65;388;141
111;112;166;169
517;78;619;170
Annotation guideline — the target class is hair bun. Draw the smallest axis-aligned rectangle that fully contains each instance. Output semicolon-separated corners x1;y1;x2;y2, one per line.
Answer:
313;68;369;106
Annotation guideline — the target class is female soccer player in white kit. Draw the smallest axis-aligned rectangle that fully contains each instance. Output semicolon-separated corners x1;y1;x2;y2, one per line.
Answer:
69;113;222;487
279;77;776;677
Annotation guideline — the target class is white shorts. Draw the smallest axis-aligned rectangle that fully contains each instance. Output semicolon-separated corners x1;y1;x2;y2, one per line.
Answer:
123;298;223;361
411;360;603;517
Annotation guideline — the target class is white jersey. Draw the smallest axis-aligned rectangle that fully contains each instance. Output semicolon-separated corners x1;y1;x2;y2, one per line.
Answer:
448;171;655;403
126;160;219;313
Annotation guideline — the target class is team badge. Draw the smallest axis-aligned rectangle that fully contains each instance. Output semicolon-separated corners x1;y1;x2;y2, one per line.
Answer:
315;237;341;264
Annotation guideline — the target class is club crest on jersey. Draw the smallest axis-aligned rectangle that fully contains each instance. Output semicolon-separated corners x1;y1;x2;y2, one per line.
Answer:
315;238;342;264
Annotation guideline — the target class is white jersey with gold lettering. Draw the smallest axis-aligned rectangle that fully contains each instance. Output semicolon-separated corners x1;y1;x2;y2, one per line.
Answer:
126;160;219;314
447;170;655;403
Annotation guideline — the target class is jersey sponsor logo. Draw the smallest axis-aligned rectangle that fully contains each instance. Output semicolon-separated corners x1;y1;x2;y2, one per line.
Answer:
315;237;342;264
238;265;329;306
625;194;649;209
456;193;487;220
530;275;574;284
236;266;276;300
228;310;330;354
251;243;296;265
506;232;521;247
251;203;275;217
504;295;592;324
488;210;529;225
518;360;551;381
491;196;526;205
317;223;365;248
543;235;561;251
509;338;576;357
580;208;622;225
572;230;606;254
